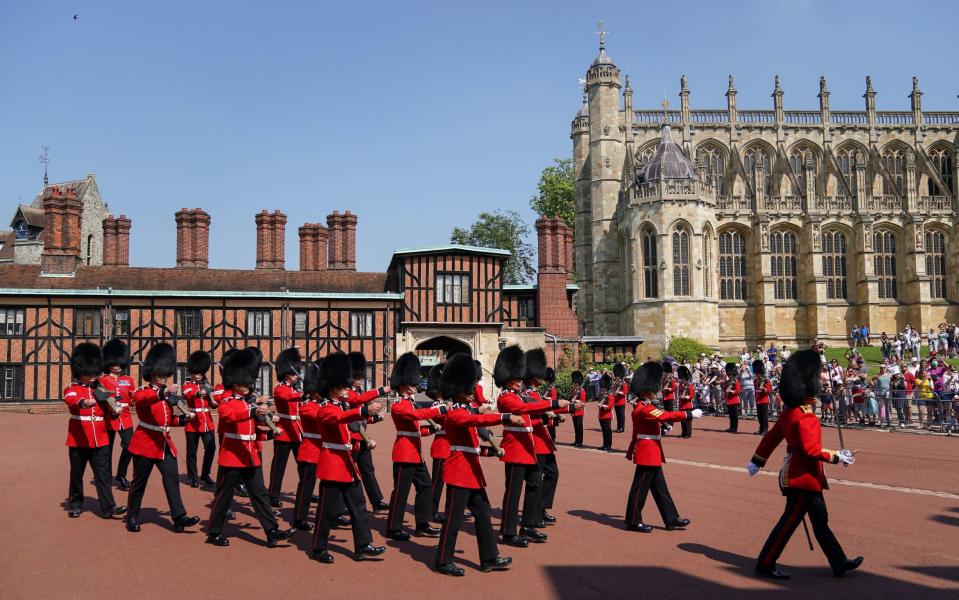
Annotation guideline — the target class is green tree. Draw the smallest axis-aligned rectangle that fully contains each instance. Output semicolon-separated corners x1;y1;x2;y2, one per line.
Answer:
529;158;575;228
451;210;535;285
665;336;711;364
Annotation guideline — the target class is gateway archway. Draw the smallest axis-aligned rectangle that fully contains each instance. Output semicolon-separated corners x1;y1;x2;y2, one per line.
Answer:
414;335;472;372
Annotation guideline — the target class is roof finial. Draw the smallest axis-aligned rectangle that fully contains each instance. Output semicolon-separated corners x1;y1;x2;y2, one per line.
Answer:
595;19;607;51
38;146;50;187
774;74;781;92
865;75;874;94
680;74;688;93
625;74;632;91
727;73;736;92
912;75;921;93
662;94;670;123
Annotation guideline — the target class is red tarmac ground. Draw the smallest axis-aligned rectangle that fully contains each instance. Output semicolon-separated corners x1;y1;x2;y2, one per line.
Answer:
1;409;957;599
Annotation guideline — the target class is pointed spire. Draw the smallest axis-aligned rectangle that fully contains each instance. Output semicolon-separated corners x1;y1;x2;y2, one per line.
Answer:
590;20;614;66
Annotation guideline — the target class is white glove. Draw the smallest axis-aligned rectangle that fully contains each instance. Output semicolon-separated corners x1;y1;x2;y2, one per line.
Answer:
691;409;704;419
838;449;855;465
747;462;760;476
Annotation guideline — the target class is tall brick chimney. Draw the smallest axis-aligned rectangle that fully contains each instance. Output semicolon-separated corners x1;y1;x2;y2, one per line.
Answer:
255;210;286;270
102;214;132;267
564;225;574;280
40;188;83;276
298;223;329;271
175;208;211;269
326;210;357;271
535;216;578;337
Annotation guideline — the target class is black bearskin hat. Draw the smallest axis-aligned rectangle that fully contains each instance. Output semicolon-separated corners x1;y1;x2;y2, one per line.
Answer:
143;343;176;380
494;346;525;387
426;363;445;400
442;353;477;400
302;360;321;395
752;359;765;377
725;362;738;377
102;338;129;371
390;352;421;389
318;352;352;396
348;352;367;382
70;343;103;380
275;347;302;380
218;348;237;373
545;367;556;383
187;350;212;375
677;365;691;381
571;370;584;385
779;349;822;407
474;360;483;382
600;373;612;390
524;348;547;381
223;348;258;388
613;362;627;378
246;346;263;378
631;361;664;396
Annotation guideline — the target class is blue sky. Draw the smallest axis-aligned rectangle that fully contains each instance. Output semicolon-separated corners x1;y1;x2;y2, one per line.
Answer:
1;0;956;272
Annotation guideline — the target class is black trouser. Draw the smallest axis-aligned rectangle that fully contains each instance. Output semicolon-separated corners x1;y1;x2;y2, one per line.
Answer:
599;419;613;448
728;404;740;432
681;414;692;437
431;458;445;515
185;430;216;480
268;440;300;502
615;404;626;431
67;446;116;512
387;461;433;531
436;485;498;566
311;479;372;553
538;453;559;510
572;415;584;445
127;448;186;523
108;428;133;478
664;399;675;411
355;446;384;505
207;465;278;536
624;465;679;526
756;489;848;571
293;461;317;524
757;404;769;434
547;425;557;442
500;462;542;536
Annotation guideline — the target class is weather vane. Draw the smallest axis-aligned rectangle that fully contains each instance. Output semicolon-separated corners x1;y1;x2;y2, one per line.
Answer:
595;20;607;50
38;146;50;186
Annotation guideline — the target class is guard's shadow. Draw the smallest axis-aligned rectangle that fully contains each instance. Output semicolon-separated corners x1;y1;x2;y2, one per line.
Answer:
567;509;625;529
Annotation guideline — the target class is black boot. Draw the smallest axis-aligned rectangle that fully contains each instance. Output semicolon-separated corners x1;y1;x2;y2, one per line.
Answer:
266;527;295;548
502;534;528;548
200;475;215;486
236;483;248;498
116;475;130;491
173;514;200;533
833;556;864;577
665;518;690;530
386;530;411;541
520;527;547;543
480;556;513;572
126;519;140;532
435;562;465;576
353;544;386;561
100;505;127;519
542;511;557;524
311;550;334;564
414;524;440;537
626;523;653;533
206;534;229;547
291;519;313;531
371;500;389;512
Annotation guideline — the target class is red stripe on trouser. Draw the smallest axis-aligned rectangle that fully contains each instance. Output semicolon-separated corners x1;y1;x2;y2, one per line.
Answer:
437;486;456;563
311;485;327;550
209;471;230;532
629;471;648;525
760;496;805;567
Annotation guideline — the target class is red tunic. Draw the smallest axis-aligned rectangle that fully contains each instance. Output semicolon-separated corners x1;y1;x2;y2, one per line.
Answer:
626;401;689;467
390;397;445;463
346;387;383;445
599;383;627;420
430;413;450;460
129;386;183;459
496;390;555;465
677;383;695;411
527;389;559;455
98;375;134;431
183;381;216;433
216;393;262;468
443;406;508;489
755;378;772;406
725;380;742;405
316;400;367;483
751;403;840;492
571;387;586;416
272;383;304;443
661;377;678;403
297;400;323;464
613;380;628;406
474;383;487;405
63;384;110;448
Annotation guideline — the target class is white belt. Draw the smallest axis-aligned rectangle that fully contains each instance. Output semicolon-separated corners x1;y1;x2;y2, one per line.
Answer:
193;408;210;413
635;434;662;440
302;432;323;440
396;431;421;438
225;432;256;441
322;442;351;451
434;430;446;435
71;415;104;422
503;426;533;433
117;403;129;409
450;445;479;454
139;422;170;434
277;413;300;420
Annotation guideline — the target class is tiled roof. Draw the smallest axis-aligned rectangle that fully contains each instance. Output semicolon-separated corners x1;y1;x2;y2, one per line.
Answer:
0;231;12;261
639;124;698;182
31;178;91;207
11;205;45;228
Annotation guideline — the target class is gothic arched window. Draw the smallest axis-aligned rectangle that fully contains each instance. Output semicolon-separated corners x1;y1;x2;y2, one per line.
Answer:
86;234;93;266
927;147;955;196
789;145;816;195
637;144;657;171
743;146;772;196
874;229;898;300
672;225;690;296
925;229;947;299
696;144;726;194
771;230;799;300
822;230;848;300
642;228;658;299
836;146;859;196
882;146;906;196
719;230;747;301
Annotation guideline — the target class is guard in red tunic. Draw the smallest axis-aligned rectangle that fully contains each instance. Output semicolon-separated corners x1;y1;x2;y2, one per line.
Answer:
64;343;125;519
309;352;387;564
183;350;217;488
749;350;862;579
544;367;561;441
661;361;678;412
126;343;200;533
434;354;519;576
205;349;294;547
268;347;304;507
385;352;448;540
569;370;587;447
753;359;772;435
624;361;702;533
495;346;568;547
676;366;696;438
426;364;450;522
347;351;390;513
724;362;742;433
613;363;628;432
292;360;322;531
474;360;488;406
99;338;135;491
597;373;615;451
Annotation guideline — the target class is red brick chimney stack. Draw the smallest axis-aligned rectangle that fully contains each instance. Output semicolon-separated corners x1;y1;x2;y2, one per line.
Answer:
40;187;83;275
102;214;133;267
326;210;357;272
175;208;211;269
563;225;574;280
534;216;578;337
255;209;286;271
298;223;329;271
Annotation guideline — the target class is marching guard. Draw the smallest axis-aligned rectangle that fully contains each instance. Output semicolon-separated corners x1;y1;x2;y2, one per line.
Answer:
613;363;628;432
724;362;741;433
753;359;772;435
292;360;322;531
347;351;390;512
624;361;702;533
182;350;217;488
598;373;614;451
268;347;304;507
676;365;695;438
749;349;863;579
63;343;126;519
426;363;450;522
99;338;135;491
544;367;560;441
569;370;587;447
